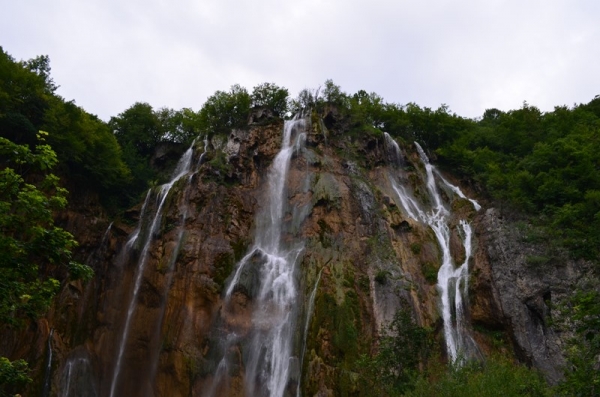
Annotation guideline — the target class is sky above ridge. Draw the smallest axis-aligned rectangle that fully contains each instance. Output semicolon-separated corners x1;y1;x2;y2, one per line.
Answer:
2;0;599;121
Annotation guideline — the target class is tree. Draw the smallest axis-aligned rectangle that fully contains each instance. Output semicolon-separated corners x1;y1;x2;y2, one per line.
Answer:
322;79;349;109
156;107;200;144
0;133;92;394
1;48;132;209
198;84;251;135
289;88;319;114
0;357;30;397
110;102;162;156
558;289;600;396
43;98;131;191
251;82;289;116
0;47;51;139
357;309;431;395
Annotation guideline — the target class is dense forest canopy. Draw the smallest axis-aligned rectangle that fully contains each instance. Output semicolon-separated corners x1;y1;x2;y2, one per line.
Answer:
1;47;599;395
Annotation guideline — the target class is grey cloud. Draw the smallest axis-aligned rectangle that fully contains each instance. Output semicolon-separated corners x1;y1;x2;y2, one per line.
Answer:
1;0;599;120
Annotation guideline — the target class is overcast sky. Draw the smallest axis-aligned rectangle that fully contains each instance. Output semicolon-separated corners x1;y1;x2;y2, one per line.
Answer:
2;0;599;121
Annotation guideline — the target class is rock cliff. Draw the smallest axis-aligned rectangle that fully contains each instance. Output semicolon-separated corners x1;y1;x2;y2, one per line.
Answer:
0;112;590;396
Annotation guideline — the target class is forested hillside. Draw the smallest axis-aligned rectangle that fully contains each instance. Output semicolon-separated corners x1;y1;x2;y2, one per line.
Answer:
1;47;598;396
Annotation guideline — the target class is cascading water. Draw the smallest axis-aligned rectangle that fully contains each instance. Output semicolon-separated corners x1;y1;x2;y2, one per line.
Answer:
42;329;54;397
109;140;199;397
147;139;210;385
385;135;481;364
208;117;307;397
60;351;97;397
296;268;323;397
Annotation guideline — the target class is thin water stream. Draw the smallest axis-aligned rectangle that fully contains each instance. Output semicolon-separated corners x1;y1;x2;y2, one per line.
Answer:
385;135;481;364
42;329;54;397
109;141;198;397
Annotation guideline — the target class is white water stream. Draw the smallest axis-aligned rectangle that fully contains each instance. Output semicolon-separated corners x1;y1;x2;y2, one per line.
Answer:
42;329;54;397
109;141;198;397
60;354;96;397
296;268;323;397
210;117;306;397
385;135;481;364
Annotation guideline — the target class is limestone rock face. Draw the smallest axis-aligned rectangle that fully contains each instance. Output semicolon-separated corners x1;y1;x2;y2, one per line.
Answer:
478;208;595;384
0;117;585;396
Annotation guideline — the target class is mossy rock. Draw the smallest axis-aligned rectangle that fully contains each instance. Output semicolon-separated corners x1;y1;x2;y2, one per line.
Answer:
312;173;341;209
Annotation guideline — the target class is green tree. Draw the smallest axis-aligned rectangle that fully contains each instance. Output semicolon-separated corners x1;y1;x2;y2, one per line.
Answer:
289;88;319;113
558;289;600;396
109;102;163;201
406;355;550;397
156;107;201;144
43;98;131;191
1;48;132;209
322;79;349;109
111;102;162;156
251;82;289;116
0;133;92;394
198;84;251;135
349;90;385;130
357;309;431;396
0;47;51;144
0;357;30;397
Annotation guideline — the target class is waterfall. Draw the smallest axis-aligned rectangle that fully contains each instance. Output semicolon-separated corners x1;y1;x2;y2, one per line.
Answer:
125;191;152;250
387;138;481;364
297;268;323;397
42;329;54;397
383;132;404;167
436;170;481;211
60;351;97;397
196;135;209;169
209;117;307;397
109;141;197;397
147;139;209;385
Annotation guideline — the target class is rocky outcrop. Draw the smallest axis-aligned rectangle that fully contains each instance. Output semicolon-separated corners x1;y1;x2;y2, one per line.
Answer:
479;208;596;384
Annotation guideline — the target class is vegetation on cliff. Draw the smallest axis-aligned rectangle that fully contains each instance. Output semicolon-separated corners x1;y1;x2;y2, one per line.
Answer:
0;134;93;394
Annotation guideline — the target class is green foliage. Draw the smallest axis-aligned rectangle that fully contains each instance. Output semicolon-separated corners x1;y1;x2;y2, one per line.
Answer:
156;107;202;144
109;102;162;201
198;84;251;135
524;255;552;268
44;98;131;189
0;47;133;209
436;98;600;261
375;270;389;285
349;90;386;130
557;289;600;396
251;82;289;116
322;79;349;108
421;262;438;284
406;355;551;397
0;135;92;325
0;357;31;397
206;150;234;185
0;47;52;133
410;242;422;255
357;308;432;396
111;102;162;157
289;87;320;113
109;102;202;204
312;291;363;368
0;134;92;395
